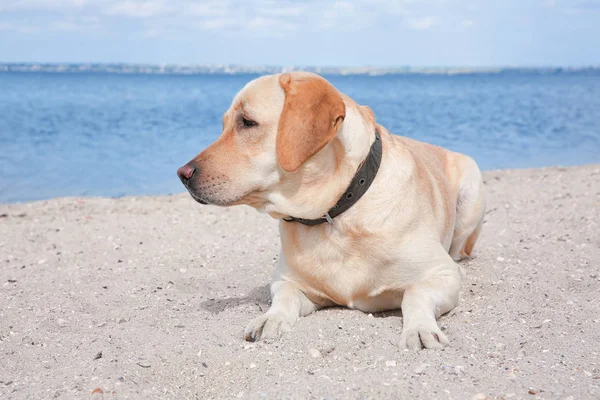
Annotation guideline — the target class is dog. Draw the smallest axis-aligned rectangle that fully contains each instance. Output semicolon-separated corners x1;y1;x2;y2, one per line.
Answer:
177;72;485;349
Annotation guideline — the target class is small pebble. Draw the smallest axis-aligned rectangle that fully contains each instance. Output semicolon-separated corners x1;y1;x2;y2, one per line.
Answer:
22;336;34;345
528;388;537;395
496;257;505;262
495;343;506;350
442;365;461;375
385;360;396;367
90;388;103;400
249;363;257;369
56;318;68;328
414;364;427;374
308;348;322;358
38;259;47;265
472;393;487;400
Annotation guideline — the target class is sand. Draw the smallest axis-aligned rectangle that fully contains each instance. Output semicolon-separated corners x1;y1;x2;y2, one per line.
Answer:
1;165;599;399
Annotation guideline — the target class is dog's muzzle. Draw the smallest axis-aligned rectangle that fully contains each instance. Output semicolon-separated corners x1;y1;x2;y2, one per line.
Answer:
177;162;208;204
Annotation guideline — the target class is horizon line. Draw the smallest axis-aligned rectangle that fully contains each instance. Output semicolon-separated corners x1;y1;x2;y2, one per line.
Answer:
2;62;600;69
2;62;599;77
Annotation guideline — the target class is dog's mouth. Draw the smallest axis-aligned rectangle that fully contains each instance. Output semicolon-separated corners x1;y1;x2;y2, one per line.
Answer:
184;185;263;208
187;190;209;205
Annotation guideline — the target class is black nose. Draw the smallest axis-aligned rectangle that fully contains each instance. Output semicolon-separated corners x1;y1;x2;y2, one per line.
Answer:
177;163;196;183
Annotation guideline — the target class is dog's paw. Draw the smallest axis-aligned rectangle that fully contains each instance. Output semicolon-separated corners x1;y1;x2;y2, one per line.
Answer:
398;324;449;350
244;313;293;342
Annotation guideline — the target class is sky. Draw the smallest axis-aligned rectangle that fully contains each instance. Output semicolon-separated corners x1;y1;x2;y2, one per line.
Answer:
0;0;599;67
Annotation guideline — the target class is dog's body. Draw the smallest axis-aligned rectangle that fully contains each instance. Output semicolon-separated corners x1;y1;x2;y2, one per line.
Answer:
178;72;485;349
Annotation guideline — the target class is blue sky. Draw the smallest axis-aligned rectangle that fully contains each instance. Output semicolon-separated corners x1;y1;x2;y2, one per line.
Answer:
0;0;599;66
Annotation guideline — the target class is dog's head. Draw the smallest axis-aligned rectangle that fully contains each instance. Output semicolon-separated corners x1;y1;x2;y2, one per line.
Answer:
177;72;352;217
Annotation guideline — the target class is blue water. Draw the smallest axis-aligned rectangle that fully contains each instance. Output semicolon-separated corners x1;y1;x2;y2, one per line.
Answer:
1;72;599;203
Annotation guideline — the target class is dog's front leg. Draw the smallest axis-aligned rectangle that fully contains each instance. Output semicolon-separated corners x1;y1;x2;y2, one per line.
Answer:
399;253;462;350
244;280;317;342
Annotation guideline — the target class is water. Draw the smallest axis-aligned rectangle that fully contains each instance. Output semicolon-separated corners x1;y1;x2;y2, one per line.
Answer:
1;72;599;203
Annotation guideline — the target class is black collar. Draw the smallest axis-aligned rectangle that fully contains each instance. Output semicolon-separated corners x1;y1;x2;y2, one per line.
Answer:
283;129;382;226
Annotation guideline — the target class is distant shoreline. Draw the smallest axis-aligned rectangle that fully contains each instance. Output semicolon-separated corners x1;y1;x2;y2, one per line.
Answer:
1;63;599;76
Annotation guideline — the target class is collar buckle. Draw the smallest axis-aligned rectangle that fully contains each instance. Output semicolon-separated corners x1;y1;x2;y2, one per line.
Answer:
324;212;334;224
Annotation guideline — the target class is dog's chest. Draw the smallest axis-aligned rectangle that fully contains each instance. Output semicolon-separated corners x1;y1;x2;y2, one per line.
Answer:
281;225;404;312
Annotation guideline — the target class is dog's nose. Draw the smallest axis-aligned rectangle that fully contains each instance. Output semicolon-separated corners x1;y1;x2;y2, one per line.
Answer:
177;164;196;182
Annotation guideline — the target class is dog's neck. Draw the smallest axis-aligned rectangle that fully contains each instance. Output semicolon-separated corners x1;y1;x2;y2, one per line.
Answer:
265;99;377;220
283;128;381;226
337;102;377;172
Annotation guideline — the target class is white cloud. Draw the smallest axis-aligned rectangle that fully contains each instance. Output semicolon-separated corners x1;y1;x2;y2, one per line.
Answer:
104;0;171;18
0;0;451;36
199;17;236;30
0;21;40;33
0;0;90;12
541;0;600;13
187;2;232;17
247;16;288;29
333;1;355;13
48;21;80;31
0;18;98;33
565;1;600;14
461;19;474;28
319;1;361;30
143;25;180;37
261;5;306;17
407;15;439;30
47;16;100;31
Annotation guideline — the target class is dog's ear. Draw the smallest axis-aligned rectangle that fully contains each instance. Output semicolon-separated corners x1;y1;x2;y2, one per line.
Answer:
276;73;346;173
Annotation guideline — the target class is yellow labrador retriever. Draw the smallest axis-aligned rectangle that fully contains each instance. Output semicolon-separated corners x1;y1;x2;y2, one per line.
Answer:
177;72;485;349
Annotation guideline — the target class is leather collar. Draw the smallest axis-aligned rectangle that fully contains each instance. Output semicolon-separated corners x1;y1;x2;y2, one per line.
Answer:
283;129;382;226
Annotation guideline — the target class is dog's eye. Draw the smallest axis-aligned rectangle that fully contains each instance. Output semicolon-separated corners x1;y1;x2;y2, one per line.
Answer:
242;117;258;128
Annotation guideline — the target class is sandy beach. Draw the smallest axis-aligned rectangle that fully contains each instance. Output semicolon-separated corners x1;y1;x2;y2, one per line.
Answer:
1;165;599;399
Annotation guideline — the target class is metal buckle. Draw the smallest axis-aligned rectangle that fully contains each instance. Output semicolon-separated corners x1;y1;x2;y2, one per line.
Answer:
324;213;333;224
